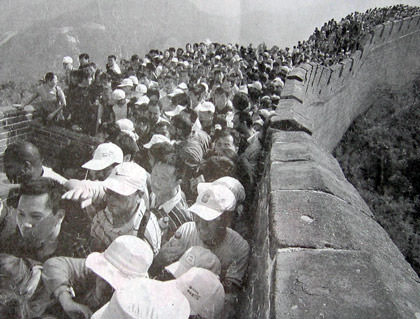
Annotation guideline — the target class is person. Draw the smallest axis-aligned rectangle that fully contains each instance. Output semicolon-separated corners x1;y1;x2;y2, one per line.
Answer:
110;89;128;121
0;253;53;319
61;56;74;93
4;141;67;185
166;267;225;319
42;235;155;319
151;183;249;291
194;101;215;136
0;178;91;261
149;152;192;242
90;162;161;255
90;278;190;319
78;53;90;69
106;55;121;79
81;142;123;182
22;72;66;123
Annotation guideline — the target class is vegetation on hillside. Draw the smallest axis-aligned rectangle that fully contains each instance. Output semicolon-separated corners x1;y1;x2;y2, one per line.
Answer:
334;74;420;274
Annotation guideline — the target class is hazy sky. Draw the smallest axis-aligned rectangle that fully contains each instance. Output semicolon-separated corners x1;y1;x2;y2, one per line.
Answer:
194;0;420;46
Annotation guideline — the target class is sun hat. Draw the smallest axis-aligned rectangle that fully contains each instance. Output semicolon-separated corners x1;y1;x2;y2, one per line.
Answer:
102;162;148;196
91;278;190;319
82;143;123;171
128;75;139;86
86;235;153;290
165;246;221;278
166;267;225;319
189;183;236;221
143;134;174;149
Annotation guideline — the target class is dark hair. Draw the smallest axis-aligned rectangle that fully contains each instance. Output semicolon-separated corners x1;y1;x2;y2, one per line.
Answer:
44;72;55;83
214;86;227;96
108;55;116;60
149;142;175;163
114;132;139;157
172;114;192;137
79;53;89;60
131;54;139;62
19;178;66;215
200;155;236;182
4;142;42;167
154;152;183;180
232;93;249;111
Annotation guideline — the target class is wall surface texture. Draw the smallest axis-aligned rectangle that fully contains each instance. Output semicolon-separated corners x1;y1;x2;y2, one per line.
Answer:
243;14;420;319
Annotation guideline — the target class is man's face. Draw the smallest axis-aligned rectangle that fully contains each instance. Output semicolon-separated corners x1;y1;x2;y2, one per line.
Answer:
195;215;226;247
80;57;89;66
151;162;178;199
88;166;114;181
63;63;73;71
17;194;52;237
214;135;236;154
198;111;213;129
105;189;138;219
148;105;161;123
107;57;115;66
214;93;227;110
4;160;32;184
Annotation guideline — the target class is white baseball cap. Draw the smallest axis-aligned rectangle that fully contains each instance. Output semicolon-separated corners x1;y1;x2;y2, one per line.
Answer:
200;176;246;204
195;101;215;114
135;84;148;95
248;81;262;91
165;105;186;118
165;246;221;278
129;75;139;85
86;235;153;290
168;88;184;98
116;118;135;132
118;78;134;88
91;278;190;319
82;143;123;171
62;56;73;64
143;134;174;149
111;89;126;101
135;95;150;106
189;183;236;221
166;267;225;319
102;162;148;196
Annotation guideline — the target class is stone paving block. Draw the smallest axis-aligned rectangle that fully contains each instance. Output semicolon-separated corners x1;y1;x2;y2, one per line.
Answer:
273;249;400;319
270;141;346;180
270;161;372;214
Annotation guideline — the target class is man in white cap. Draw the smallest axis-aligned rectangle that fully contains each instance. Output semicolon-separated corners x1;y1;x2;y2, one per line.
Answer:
194;101;215;136
166;267;225;319
151;183;249;292
42;235;155;319
111;89;128;121
61;56;73;92
90;162;161;254
82;142;123;182
91;278;190;319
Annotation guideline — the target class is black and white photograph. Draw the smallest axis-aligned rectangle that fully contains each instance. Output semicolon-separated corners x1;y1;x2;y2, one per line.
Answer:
0;0;419;318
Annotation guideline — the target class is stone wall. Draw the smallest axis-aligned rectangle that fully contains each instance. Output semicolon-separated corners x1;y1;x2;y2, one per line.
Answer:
244;14;420;319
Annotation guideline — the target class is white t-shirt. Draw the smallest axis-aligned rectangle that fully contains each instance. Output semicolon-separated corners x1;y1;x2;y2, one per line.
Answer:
160;222;249;286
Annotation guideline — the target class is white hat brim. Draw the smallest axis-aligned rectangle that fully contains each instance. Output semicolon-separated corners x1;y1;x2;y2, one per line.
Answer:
82;159;113;171
102;177;139;196
189;203;222;221
165;261;189;279
86;252;132;290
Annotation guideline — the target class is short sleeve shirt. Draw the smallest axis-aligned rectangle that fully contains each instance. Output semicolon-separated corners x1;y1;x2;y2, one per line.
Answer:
160;222;249;286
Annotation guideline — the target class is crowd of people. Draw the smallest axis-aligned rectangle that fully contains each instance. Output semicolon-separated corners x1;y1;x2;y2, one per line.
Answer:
1;4;419;319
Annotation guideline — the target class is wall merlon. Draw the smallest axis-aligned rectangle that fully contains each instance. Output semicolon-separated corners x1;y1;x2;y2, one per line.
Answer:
286;67;306;82
270;108;313;135
310;65;324;94
280;79;305;103
317;68;331;95
372;23;386;46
